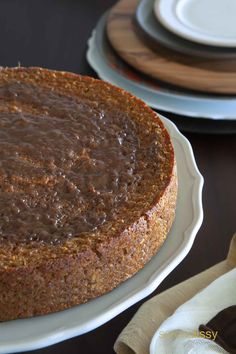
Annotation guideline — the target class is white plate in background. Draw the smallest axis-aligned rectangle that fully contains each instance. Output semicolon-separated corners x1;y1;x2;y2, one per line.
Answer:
154;0;236;47
87;14;236;120
0;115;203;354
136;0;236;58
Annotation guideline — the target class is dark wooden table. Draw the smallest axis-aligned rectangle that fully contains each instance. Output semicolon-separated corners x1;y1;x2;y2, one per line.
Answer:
0;1;235;353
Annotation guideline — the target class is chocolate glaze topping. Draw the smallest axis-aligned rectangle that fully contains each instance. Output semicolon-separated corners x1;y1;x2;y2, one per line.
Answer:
0;79;164;245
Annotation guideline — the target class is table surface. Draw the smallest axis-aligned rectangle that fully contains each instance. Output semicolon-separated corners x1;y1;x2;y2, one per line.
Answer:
0;1;235;353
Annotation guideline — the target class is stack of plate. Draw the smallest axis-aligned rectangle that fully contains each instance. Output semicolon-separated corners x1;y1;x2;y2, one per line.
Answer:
86;0;236;133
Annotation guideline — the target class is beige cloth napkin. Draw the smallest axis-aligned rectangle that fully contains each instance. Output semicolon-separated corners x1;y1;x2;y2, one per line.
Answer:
114;234;236;354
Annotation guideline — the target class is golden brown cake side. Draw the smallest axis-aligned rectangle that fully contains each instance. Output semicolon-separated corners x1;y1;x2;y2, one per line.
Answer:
0;163;177;321
0;67;177;321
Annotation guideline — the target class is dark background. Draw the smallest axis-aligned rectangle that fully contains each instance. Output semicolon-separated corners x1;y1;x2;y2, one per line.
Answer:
0;1;235;353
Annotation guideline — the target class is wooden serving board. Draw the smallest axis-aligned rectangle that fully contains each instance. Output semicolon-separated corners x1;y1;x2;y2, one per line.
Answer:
107;0;236;94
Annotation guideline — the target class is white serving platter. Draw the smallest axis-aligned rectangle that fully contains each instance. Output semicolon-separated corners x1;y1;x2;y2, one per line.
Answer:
0;114;203;354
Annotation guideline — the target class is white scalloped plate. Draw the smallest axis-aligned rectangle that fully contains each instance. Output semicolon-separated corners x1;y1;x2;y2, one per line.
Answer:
0;116;203;353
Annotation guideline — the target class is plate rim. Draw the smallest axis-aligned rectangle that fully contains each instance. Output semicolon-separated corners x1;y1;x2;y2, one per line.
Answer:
154;0;236;47
0;115;203;354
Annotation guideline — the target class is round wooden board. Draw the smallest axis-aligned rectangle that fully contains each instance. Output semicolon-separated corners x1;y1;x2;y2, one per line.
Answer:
107;0;236;94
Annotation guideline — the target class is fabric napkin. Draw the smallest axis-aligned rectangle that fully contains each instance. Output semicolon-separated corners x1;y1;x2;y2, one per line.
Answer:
150;268;236;354
114;234;236;354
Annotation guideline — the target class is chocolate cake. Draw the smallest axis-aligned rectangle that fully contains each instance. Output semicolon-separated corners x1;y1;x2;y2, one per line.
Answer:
0;67;177;321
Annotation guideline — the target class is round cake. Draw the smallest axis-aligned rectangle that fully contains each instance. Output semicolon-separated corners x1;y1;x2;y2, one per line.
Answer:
0;67;177;321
